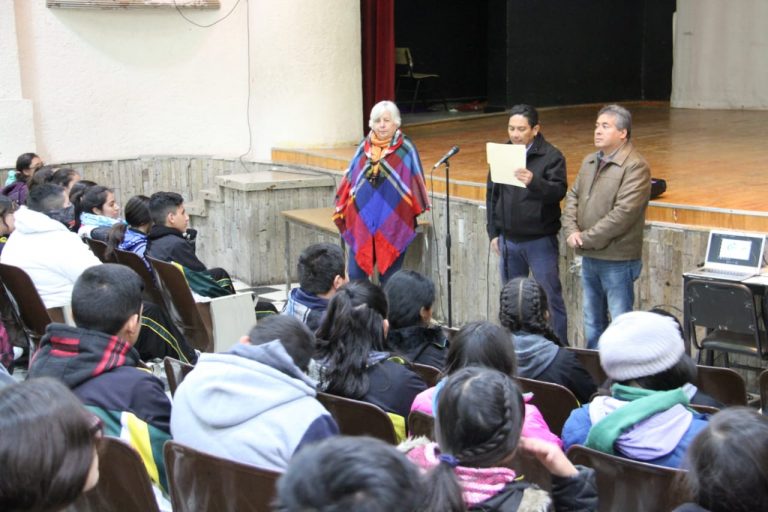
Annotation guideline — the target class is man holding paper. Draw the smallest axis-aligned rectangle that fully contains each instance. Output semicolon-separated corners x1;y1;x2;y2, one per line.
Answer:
486;104;569;345
562;104;651;349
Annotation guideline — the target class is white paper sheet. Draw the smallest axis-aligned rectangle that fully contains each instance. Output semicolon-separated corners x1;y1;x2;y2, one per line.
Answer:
487;142;527;187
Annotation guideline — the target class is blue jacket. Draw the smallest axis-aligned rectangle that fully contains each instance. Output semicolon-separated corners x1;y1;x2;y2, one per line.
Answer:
562;397;709;468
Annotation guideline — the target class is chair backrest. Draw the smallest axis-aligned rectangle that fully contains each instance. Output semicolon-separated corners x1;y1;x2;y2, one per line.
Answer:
67;437;160;512
564;347;608;387
566;445;688;512
0;263;61;348
316;391;398;445
114;249;165;306
394;47;413;72
164;440;280;512
411;363;440;388
407;410;435;440
694;364;747;406
148;257;213;353
759;369;768;414
516;377;579;437
164;357;195;396
684;279;764;354
85;237;115;263
509;451;553;492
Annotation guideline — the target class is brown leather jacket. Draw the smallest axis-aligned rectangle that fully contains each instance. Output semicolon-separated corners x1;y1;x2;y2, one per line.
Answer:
562;142;651;260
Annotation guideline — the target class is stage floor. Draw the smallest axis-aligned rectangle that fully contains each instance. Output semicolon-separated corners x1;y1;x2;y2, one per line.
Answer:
273;102;768;231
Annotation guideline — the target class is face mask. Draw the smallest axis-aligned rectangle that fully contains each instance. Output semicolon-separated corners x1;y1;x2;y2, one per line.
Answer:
46;204;76;229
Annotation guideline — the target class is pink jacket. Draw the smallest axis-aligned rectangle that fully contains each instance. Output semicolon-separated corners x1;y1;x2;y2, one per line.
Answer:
410;386;563;448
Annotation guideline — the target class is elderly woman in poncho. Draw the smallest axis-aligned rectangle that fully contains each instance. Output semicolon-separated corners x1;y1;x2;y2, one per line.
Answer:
333;100;430;285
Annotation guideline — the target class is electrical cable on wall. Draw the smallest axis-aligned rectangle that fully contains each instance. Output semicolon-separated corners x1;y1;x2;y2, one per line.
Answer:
172;0;253;171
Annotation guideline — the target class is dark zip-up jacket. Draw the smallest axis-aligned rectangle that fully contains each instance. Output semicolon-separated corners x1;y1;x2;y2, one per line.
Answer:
486;133;567;242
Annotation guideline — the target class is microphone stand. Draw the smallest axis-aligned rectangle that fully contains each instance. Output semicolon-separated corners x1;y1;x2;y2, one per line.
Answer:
444;160;453;327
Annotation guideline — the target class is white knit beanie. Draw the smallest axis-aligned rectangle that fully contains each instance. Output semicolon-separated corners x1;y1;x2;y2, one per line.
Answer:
598;311;685;381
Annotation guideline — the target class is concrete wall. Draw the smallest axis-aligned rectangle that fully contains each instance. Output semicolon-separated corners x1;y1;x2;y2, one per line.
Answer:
4;0;362;167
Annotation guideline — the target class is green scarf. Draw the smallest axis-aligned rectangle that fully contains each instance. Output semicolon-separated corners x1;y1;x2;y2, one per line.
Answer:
585;384;690;455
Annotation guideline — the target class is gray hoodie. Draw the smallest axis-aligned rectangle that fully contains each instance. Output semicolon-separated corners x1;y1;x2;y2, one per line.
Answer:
170;340;338;471
512;331;559;379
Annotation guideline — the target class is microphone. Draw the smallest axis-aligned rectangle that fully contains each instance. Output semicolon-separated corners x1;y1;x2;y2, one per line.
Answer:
432;146;460;169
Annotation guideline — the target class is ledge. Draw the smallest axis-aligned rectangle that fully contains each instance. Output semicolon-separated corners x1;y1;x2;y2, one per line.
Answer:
214;171;335;192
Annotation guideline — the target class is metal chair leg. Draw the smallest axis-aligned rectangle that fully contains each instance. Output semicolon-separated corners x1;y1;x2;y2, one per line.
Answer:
411;80;421;113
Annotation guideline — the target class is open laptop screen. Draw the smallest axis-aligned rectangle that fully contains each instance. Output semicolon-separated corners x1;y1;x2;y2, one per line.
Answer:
707;231;764;268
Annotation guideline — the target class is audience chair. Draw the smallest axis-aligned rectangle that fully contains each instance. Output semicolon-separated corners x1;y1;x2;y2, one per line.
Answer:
684;279;768;368
148;257;256;354
164;440;280;512
759;369;768;414
407;410;435;440
395;47;448;113
566;445;688;512
114;249;165;306
689;403;720;415
510;451;552;492
164;357;195;397
516;377;579;437
412;362;440;388
564;347;608;388
148;257;215;352
694;364;748;406
66;437;160;512
441;324;459;342
0;263;64;352
316;391;399;445
84;237;116;263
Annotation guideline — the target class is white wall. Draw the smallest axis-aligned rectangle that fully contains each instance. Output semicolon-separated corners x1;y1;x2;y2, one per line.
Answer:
672;0;768;109
0;0;36;167
10;0;362;165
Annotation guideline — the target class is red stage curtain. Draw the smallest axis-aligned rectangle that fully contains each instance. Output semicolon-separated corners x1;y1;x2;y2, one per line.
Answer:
360;0;395;132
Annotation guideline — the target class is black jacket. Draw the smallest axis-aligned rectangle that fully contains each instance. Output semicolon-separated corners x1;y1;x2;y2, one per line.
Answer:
469;465;597;511
146;225;207;271
486;133;567;242
386;325;448;370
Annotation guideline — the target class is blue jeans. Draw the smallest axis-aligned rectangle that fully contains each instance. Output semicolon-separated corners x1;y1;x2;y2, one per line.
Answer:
499;235;569;345
347;248;406;286
581;257;642;349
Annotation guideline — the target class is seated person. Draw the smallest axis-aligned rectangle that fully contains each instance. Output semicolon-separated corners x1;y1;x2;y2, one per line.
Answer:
1;152;43;204
171;315;338;471
313;280;427;441
499;277;596;403
48;167;82;199
275;436;425;511
27;264;172;496
384;270;448;369
562;311;710;468
674;407;768;512
146;191;234;296
0;194;17;255
0;378;100;511
105;195;152;269
72;184;122;241
404;367;597;511
410;321;561;447
1;183;100;308
283;242;346;331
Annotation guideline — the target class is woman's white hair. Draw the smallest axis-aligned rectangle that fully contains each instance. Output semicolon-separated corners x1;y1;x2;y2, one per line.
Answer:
368;100;402;129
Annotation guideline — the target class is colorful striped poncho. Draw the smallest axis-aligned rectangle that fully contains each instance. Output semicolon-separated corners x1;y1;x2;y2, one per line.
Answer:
333;130;430;276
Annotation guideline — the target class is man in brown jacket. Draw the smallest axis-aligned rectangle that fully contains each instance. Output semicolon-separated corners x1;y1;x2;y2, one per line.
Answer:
562;104;651;348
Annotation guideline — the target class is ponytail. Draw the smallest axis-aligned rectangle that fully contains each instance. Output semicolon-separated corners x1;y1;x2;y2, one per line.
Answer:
104;223;127;262
314;281;388;399
422;457;466;512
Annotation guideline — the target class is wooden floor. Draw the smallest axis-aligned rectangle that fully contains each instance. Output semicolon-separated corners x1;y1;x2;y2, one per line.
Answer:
272;102;768;231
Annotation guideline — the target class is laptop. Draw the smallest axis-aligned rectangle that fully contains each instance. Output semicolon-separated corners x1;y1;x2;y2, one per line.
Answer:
685;230;766;282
